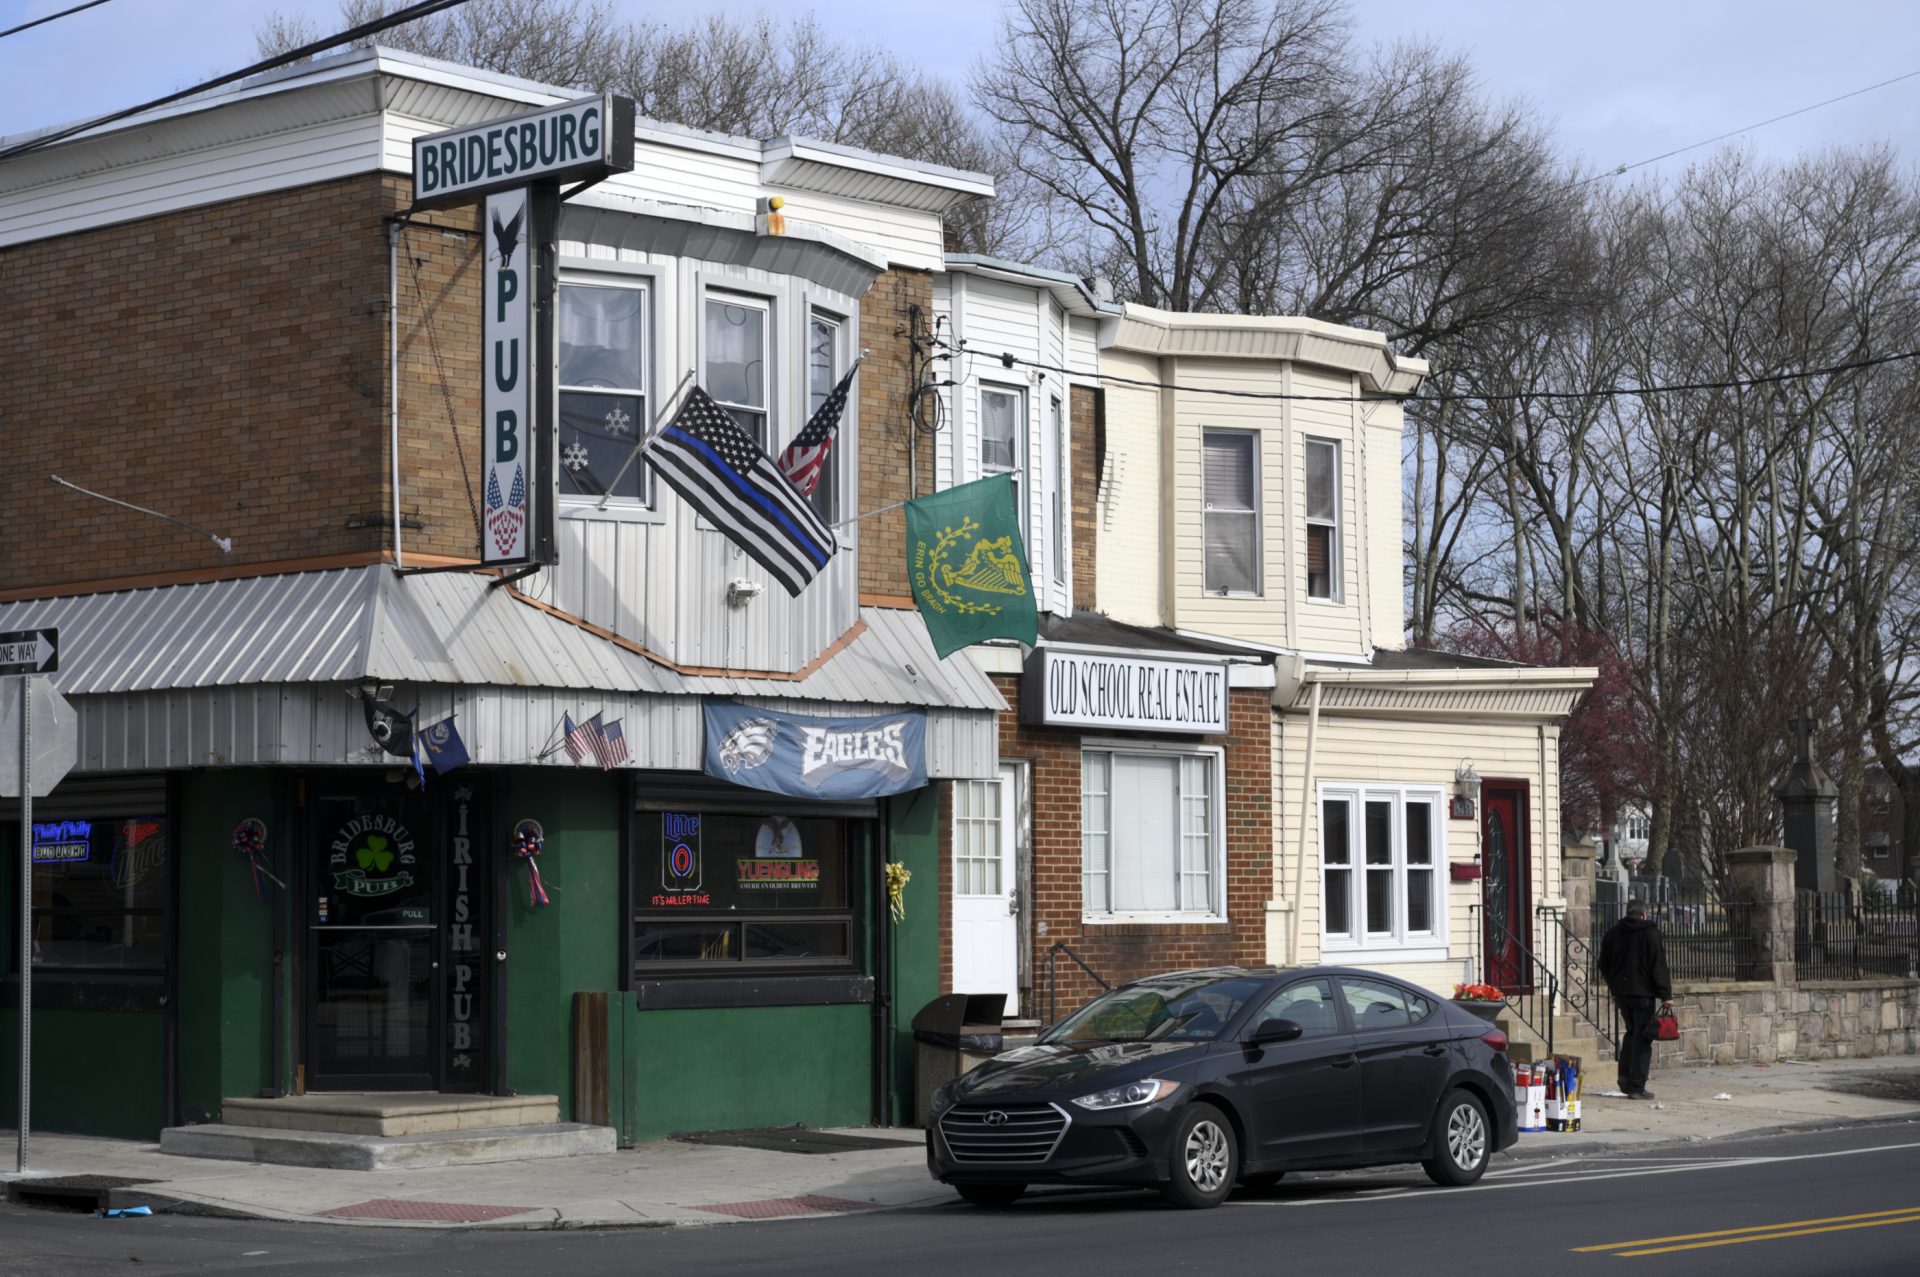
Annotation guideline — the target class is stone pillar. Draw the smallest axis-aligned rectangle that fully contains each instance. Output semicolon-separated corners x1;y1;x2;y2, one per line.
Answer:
1561;833;1596;945
1778;707;1839;894
1727;846;1797;985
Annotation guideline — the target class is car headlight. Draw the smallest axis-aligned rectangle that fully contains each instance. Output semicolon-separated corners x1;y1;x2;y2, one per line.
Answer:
928;1083;959;1119
1070;1078;1180;1111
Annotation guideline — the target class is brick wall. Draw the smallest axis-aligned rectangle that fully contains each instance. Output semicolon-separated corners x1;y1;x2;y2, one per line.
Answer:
957;675;1273;1019
0;174;502;593
856;268;934;598
1070;384;1099;612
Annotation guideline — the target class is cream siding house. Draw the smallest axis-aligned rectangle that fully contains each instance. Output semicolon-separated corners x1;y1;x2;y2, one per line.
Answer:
1097;306;1597;999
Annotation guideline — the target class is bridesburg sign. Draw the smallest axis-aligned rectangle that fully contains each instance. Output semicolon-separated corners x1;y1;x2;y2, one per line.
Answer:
410;93;635;210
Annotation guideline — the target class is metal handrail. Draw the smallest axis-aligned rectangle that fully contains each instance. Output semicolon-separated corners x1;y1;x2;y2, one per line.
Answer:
1044;942;1112;1026
1539;907;1619;1054
1485;911;1558;1059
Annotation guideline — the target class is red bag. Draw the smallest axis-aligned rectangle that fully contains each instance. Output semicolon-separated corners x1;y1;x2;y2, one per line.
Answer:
1654;1012;1680;1041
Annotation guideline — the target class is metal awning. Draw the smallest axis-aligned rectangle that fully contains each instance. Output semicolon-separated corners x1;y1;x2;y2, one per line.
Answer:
0;567;1004;713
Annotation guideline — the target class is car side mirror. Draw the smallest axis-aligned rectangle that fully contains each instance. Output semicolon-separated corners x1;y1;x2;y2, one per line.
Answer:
1249;1017;1303;1045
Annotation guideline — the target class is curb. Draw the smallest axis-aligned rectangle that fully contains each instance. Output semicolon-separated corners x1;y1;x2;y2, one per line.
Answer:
1499;1108;1920;1162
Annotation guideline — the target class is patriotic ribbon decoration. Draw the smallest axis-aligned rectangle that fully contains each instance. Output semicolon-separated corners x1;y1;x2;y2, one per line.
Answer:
513;820;550;908
230;817;283;902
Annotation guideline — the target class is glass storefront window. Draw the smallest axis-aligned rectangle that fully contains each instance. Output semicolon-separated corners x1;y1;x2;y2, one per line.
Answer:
26;817;169;971
633;810;854;973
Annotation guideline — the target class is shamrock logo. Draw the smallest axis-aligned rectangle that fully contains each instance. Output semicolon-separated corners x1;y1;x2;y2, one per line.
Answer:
356;835;395;873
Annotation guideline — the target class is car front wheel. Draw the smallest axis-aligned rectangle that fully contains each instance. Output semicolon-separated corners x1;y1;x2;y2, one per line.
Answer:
1161;1104;1238;1209
954;1182;1025;1208
1421;1088;1491;1187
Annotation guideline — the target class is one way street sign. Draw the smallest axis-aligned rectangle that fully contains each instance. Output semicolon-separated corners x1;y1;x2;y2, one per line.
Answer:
0;628;58;675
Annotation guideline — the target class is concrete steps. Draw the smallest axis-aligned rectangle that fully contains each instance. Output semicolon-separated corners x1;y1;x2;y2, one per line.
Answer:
159;1093;614;1171
220;1093;558;1137
1498;1012;1603;1066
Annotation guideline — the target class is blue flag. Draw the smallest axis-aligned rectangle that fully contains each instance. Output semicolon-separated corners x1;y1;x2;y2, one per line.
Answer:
421;714;470;774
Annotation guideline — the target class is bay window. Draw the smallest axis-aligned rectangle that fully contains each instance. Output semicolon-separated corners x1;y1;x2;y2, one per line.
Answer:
1204;430;1259;595
1320;784;1442;956
1081;746;1224;920
1305;437;1339;600
705;293;771;448
559;280;649;505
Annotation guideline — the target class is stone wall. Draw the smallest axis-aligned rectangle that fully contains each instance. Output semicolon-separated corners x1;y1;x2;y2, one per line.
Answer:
1655;978;1920;1067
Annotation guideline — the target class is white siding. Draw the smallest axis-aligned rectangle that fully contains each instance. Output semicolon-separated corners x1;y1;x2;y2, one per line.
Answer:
1271;706;1563;992
0;115;387;247
775;189;945;271
1093;350;1164;627
1365;399;1407;650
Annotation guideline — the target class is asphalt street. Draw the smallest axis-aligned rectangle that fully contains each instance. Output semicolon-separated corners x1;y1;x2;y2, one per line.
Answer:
6;1121;1919;1276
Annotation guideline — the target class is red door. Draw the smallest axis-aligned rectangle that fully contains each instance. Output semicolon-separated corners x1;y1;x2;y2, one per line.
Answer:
1480;781;1531;991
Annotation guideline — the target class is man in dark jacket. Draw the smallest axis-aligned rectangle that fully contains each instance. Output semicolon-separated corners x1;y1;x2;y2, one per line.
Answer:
1598;899;1674;1100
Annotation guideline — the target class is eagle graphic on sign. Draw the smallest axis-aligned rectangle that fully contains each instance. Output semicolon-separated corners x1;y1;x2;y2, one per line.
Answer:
491;203;524;269
717;717;777;775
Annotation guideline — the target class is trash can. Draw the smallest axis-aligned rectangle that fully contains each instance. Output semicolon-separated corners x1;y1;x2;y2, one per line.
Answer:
912;993;1007;1124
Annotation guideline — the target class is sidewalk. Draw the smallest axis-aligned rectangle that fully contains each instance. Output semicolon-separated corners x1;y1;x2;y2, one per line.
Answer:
5;1056;1919;1229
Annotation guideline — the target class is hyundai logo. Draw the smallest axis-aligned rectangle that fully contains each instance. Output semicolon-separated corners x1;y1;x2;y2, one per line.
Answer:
983;1110;1009;1127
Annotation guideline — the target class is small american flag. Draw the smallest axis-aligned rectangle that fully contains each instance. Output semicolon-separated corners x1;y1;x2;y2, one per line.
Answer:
595;719;629;769
563;712;596;763
778;364;858;498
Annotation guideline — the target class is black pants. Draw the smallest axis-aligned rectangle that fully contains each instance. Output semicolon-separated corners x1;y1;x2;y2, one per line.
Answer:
1617;995;1656;1093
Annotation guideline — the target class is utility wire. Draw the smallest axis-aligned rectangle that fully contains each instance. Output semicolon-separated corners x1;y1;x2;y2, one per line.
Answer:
979;346;1920;406
0;0;114;42
0;0;471;165
1573;65;1920;190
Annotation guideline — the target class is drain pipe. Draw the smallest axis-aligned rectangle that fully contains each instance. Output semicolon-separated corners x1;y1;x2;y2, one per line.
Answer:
388;220;404;569
1288;679;1322;966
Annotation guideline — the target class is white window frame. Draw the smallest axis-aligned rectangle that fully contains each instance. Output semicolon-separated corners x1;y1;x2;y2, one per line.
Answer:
1318;782;1446;962
1304;436;1341;602
804;307;849;525
556;272;657;518
703;289;774;451
1203;428;1262;597
1081;739;1228;925
979;383;1029;533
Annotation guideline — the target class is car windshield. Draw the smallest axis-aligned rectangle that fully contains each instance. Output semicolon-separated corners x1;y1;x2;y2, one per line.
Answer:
1045;976;1268;1044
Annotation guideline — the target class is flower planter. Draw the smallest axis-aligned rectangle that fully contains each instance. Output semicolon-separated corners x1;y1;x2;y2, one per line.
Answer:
1451;999;1505;1023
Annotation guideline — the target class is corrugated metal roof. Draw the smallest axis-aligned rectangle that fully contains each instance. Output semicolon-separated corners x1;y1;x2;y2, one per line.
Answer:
0;567;1003;712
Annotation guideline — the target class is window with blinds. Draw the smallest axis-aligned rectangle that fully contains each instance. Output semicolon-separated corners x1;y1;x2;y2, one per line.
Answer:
1305;438;1339;600
1203;430;1259;595
1081;747;1223;919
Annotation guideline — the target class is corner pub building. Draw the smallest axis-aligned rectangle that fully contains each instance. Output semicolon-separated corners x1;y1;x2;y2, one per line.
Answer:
0;48;1004;1145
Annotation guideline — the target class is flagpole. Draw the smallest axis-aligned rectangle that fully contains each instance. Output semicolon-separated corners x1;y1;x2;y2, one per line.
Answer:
597;367;696;511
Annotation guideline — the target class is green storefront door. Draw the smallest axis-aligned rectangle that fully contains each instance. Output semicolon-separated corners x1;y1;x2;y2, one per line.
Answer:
307;784;437;1090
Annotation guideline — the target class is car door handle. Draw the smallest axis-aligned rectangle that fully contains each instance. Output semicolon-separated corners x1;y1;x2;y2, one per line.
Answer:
1330;1053;1357;1069
1422;1044;1448;1057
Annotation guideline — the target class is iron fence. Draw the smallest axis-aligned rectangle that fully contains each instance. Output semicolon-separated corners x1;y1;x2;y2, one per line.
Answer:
1591;892;1759;983
1794;892;1920;981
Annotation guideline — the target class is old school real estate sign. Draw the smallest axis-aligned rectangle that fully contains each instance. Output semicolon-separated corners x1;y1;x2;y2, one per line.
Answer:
1022;648;1230;735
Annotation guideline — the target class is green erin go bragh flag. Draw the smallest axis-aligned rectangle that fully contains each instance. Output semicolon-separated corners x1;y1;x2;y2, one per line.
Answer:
906;473;1039;659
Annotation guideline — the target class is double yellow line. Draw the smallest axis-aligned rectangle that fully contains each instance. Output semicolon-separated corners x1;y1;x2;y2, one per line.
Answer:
1576;1205;1920;1257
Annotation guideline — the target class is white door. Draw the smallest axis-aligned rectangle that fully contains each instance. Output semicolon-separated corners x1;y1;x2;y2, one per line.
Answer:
952;764;1020;1013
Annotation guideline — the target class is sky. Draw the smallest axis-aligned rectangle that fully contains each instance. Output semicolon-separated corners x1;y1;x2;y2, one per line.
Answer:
2;0;1917;187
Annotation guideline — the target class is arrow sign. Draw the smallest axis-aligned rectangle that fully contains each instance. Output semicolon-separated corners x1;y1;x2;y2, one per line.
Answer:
0;628;58;676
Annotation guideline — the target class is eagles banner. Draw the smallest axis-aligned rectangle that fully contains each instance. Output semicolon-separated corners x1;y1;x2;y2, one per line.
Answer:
704;701;928;800
906;473;1039;659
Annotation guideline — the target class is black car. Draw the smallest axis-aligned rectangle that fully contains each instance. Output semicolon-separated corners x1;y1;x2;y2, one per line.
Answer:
926;966;1516;1209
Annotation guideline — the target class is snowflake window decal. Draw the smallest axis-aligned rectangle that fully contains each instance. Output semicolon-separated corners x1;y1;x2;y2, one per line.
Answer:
562;443;590;472
603;406;632;435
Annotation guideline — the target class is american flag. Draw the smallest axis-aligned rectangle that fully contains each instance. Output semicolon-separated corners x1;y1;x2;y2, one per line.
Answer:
563;712;596;763
778;364;858;498
645;386;836;596
593;719;629;769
